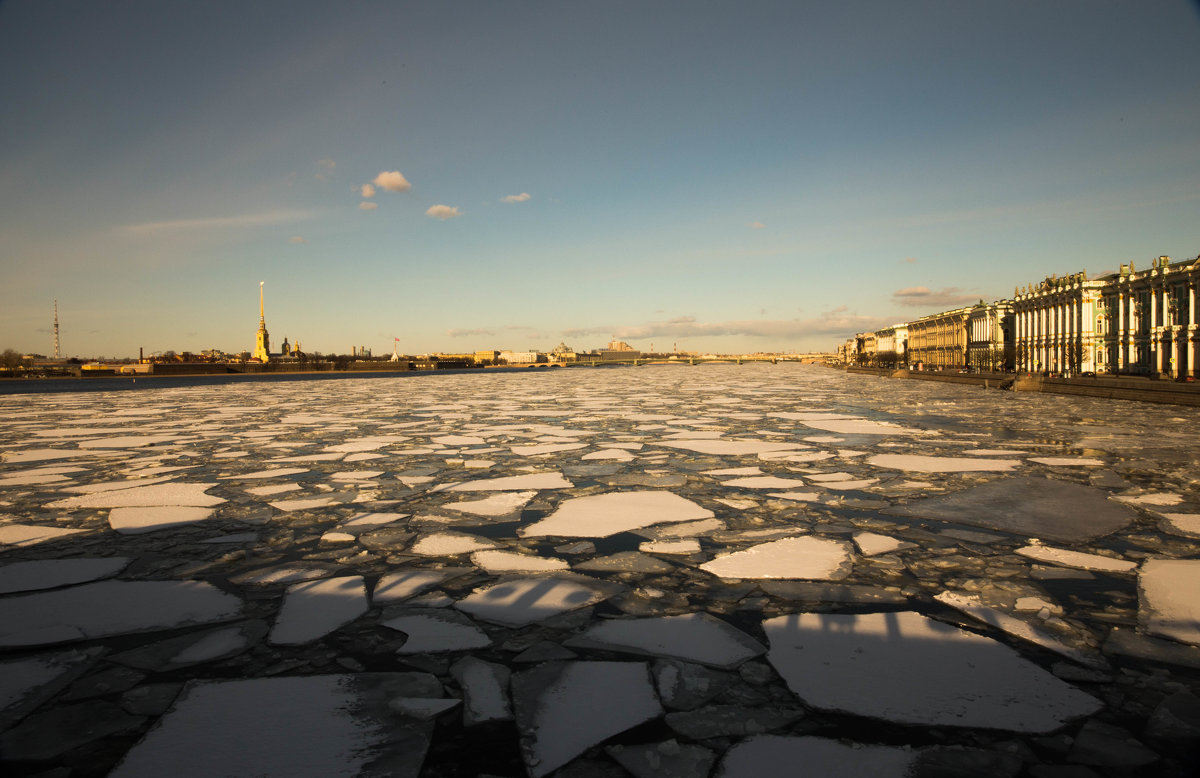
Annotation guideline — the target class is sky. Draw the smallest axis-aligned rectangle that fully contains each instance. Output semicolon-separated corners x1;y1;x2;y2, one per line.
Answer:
2;1;1199;358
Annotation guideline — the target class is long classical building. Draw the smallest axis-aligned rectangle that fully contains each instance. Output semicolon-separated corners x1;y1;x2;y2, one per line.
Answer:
906;306;971;369
839;253;1200;378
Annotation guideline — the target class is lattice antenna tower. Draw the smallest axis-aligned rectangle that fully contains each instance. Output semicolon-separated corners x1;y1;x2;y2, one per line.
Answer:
53;299;60;360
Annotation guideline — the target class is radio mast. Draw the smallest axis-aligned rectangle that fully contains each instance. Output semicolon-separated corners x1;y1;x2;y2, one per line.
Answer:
53;300;60;360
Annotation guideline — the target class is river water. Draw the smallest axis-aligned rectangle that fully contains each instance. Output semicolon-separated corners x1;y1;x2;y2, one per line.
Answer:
0;364;1197;776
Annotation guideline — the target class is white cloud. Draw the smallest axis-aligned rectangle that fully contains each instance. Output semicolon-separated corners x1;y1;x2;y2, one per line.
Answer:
360;183;376;198
425;204;461;220
315;159;336;181
288;236;307;244
892;286;979;308
359;202;378;211
501;192;531;203
448;328;496;338
902;256;917;264
120;209;316;235
748;221;765;229
372;170;412;192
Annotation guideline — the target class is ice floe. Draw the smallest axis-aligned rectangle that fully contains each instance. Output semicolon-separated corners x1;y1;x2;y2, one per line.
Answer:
658;440;804;456
443;491;535;516
0;523;91;546
471;549;570;573
764;610;1101;731
0;580;243;647
512;661;662;778
1138;559;1200;647
868;453;1021;472
701;536;853;580
456;576;614;627
384;611;492;653
521;490;713;538
717;735;916;778
268;575;368;645
447;472;573;491
48;482;225;509
450;656;512;725
887;476;1136;542
110;674;433;778
410;531;498;556
853;532;915;556
1015;544;1137;572
109;506;215;534
0;557;129;593
565;612;764;669
373;569;463;603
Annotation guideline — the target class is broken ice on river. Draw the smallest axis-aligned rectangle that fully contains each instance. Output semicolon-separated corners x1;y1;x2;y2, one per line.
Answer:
1;363;1199;776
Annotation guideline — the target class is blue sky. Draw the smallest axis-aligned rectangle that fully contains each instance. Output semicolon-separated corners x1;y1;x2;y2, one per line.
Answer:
2;1;1198;358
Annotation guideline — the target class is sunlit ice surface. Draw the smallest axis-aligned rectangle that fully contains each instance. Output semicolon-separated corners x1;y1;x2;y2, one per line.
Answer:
0;364;1197;775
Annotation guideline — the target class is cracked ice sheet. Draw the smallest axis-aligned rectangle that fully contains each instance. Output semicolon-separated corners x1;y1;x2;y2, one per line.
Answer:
0;580;243;648
701;536;853;580
1;652;98;726
521;491;713;538
110;674;433;778
565;613;764;669
269;576;368;645
1138;559;1200;646
764;611;1101;732
513;661;662;778
934;591;1108;669
0;557;130;594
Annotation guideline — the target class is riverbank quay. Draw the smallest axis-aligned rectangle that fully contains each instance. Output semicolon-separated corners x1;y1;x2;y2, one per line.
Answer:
845;366;1200;407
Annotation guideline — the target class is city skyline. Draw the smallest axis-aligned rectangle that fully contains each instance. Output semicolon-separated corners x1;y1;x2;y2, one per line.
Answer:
2;1;1199;358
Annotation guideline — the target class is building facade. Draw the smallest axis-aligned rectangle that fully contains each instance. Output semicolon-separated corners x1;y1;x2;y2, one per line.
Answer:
966;300;1014;372
874;325;907;367
1012;271;1106;375
1096;256;1200;377
906;307;971;368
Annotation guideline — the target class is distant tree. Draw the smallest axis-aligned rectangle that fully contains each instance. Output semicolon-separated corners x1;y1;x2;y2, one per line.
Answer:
1;349;23;369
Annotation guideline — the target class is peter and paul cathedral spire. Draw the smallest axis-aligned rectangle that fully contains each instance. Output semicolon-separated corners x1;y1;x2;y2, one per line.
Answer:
253;281;271;362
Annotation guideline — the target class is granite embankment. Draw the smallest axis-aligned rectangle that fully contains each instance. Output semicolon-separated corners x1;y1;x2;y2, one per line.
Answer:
845;366;1200;407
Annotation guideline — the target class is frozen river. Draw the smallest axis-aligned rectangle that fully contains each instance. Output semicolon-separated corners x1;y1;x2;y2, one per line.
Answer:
0;363;1197;776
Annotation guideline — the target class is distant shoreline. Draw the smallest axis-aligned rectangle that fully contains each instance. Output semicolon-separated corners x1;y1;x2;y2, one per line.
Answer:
0;360;776;396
